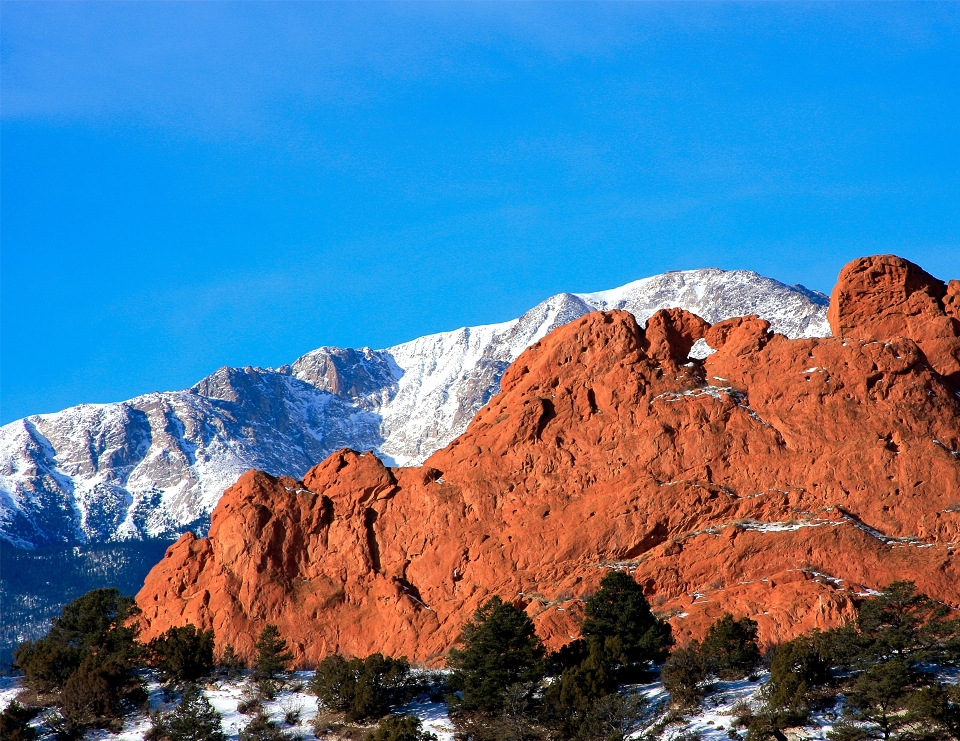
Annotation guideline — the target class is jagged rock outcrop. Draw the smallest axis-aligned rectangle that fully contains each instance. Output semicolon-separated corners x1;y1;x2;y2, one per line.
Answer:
828;254;960;385
136;256;960;663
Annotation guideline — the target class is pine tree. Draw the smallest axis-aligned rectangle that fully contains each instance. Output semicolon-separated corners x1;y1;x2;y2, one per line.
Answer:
14;588;146;737
150;626;216;684
150;684;226;741
219;644;245;678
852;580;959;665
907;683;960;738
700;613;762;680
739;586;960;741
14;588;143;695
746;632;832;738
448;597;546;713
253;625;294;683
835;660;915;740
581;571;673;678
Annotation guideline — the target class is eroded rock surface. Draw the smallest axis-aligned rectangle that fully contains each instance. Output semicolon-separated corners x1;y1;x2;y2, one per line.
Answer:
828;254;960;385
137;256;960;664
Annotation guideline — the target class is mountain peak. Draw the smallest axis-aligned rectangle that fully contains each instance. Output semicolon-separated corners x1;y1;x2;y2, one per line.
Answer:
0;266;831;548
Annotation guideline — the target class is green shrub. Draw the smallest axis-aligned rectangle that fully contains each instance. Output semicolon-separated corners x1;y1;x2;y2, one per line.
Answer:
310;654;353;711
12;634;75;695
237;695;262;715
310;652;414;722
57;655;144;734
661;642;708;710
148;684;226;741
580;692;648;741
0;701;40;741
239;710;288;741
543;640;619;738
546;639;590;676
366;715;439;741
700;614;761;680
448;597;546;713
149;625;216;683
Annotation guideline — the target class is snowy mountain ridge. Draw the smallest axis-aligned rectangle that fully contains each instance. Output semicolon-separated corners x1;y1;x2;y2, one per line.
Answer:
0;268;830;548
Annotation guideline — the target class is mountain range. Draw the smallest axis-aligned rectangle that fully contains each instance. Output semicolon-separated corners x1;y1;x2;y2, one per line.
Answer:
134;254;960;661
0;268;830;549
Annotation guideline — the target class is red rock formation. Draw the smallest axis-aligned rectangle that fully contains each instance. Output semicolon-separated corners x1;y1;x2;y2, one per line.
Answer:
137;256;960;665
828;254;960;385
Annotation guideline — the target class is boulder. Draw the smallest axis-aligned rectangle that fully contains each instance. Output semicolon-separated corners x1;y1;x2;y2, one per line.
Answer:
828;254;960;385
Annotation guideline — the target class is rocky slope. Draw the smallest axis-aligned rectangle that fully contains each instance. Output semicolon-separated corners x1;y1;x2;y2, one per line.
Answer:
135;255;960;663
0;269;829;548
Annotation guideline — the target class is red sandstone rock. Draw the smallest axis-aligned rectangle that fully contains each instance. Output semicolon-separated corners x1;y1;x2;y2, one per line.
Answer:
642;307;710;361
828;254;960;385
137;257;960;665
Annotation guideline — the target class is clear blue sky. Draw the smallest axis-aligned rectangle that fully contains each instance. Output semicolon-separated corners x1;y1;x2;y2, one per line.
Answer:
2;2;958;423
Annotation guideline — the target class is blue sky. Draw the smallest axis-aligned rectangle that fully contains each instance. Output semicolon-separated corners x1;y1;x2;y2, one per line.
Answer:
2;2;958;423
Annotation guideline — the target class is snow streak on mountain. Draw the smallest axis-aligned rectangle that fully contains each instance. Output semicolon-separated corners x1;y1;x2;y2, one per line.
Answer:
0;269;829;547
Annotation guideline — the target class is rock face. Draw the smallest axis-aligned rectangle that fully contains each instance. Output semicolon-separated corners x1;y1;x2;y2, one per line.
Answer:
0;269;830;548
828;254;960;385
135;255;960;663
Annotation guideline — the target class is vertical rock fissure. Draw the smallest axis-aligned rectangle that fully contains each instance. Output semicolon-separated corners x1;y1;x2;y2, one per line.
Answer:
364;507;381;573
534;397;557;441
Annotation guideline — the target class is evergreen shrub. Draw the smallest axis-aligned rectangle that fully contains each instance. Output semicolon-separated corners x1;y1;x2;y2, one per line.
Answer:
310;652;414;722
448;597;545;714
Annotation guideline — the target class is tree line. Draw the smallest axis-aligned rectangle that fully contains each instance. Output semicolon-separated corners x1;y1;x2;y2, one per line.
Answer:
2;575;959;740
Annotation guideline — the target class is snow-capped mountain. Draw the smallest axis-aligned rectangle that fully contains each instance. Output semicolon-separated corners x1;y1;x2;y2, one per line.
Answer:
0;268;829;548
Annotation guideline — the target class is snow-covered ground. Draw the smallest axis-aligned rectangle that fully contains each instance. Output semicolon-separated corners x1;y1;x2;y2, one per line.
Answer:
0;670;456;741
6;665;955;740
631;672;842;740
0;668;852;741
